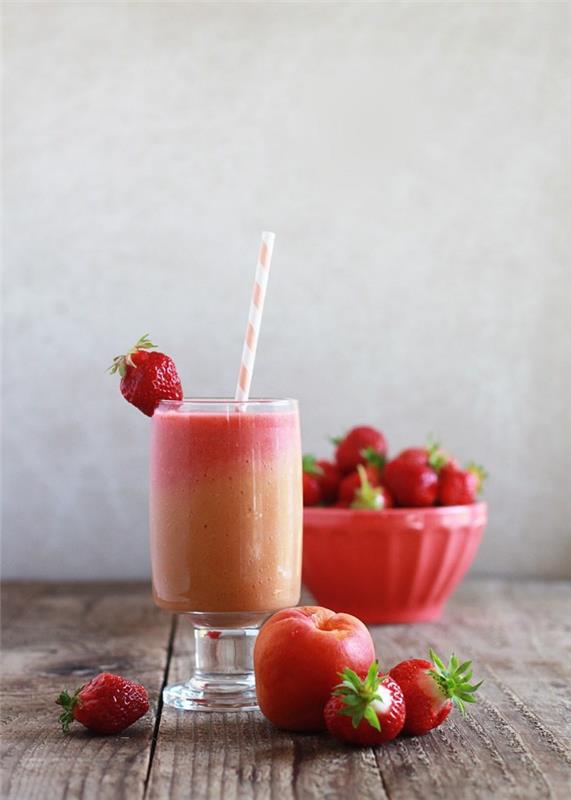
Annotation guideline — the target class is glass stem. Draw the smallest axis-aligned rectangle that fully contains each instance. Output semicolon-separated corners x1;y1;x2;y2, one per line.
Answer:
193;625;259;682
162;615;265;711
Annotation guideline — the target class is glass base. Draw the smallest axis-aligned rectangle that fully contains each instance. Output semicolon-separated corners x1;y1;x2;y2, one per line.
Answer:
162;616;263;712
163;676;258;712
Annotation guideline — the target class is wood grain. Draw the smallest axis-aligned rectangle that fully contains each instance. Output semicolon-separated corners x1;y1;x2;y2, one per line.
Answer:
146;614;388;800
2;580;570;800
147;580;571;800
1;582;173;800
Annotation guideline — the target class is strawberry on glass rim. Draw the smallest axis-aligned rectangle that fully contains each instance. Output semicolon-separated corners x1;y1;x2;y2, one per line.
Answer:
324;660;405;745
109;334;183;417
390;649;482;735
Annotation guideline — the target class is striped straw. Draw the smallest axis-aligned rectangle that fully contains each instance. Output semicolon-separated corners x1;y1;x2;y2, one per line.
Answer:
235;231;276;401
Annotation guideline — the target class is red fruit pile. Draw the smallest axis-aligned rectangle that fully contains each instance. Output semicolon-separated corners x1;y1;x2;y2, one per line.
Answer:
254;604;482;747
303;425;486;509
324;649;481;746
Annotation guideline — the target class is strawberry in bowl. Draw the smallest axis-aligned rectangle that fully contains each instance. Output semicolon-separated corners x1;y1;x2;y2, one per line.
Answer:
438;462;488;506
334;425;387;475
303;502;487;623
302;430;487;623
382;443;447;507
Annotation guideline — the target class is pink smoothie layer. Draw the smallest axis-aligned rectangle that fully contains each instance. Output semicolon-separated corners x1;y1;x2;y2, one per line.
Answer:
150;407;302;614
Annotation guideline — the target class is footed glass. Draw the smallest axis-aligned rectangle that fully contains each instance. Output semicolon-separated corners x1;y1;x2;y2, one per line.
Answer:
149;398;302;711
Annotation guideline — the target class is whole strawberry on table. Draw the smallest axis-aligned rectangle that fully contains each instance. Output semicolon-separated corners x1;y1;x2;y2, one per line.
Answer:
323;649;481;746
303;424;486;509
324;661;406;745
254;602;482;746
56;673;149;735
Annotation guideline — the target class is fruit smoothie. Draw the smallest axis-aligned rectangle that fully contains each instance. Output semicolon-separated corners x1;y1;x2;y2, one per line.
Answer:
150;399;302;615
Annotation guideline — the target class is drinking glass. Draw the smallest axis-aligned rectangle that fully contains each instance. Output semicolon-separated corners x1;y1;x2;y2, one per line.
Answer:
149;398;302;711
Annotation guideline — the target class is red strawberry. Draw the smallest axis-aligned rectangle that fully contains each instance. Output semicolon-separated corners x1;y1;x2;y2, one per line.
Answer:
109;334;183;417
316;460;341;504
302;455;323;506
342;465;392;510
379;487;393;508
339;465;382;504
334;426;388;475
439;463;487;506
56;672;149;735
383;443;448;507
324;661;405;746
332;500;350;508
390;650;481;736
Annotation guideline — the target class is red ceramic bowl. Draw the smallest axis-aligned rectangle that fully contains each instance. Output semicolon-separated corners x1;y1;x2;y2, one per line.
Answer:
302;503;487;623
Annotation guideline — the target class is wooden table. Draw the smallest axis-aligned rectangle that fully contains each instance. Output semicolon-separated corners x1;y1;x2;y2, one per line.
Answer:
2;579;570;799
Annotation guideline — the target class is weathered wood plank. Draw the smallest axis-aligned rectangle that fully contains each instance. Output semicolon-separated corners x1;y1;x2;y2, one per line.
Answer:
1;582;173;800
146;613;388;800
367;579;571;800
1;581;50;628
148;579;571;800
2;580;570;800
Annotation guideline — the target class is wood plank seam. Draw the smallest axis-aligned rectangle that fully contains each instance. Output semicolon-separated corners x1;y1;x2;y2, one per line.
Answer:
372;750;392;799
144;614;179;797
4;581;571;800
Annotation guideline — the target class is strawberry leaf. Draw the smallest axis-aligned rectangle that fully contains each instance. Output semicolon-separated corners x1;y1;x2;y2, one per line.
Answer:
350;465;384;510
108;335;157;378
335;667;362;692
428;648;482;715
135;333;157;350
364;704;381;731
55;687;81;734
302;455;324;476
360;447;386;470
332;660;383;732
426;439;449;472
364;660;384;695
466;462;488;493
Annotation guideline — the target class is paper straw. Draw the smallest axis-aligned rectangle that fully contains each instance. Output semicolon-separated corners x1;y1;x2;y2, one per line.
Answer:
235;231;276;401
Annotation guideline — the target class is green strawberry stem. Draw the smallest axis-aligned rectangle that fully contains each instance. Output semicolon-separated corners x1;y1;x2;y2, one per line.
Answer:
428;649;483;716
330;435;343;446
351;465;384;510
108;334;157;378
465;463;488;494
333;660;384;731
360;446;386;470
426;437;449;472
302;454;324;476
55;688;81;734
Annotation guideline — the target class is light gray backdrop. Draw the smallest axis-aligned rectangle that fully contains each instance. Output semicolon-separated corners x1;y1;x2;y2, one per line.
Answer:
2;2;570;579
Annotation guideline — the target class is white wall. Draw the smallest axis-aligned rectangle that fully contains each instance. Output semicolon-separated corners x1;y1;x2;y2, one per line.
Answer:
2;2;570;580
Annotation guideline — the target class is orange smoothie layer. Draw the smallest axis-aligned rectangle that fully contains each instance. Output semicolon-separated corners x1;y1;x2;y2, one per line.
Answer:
150;407;302;614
